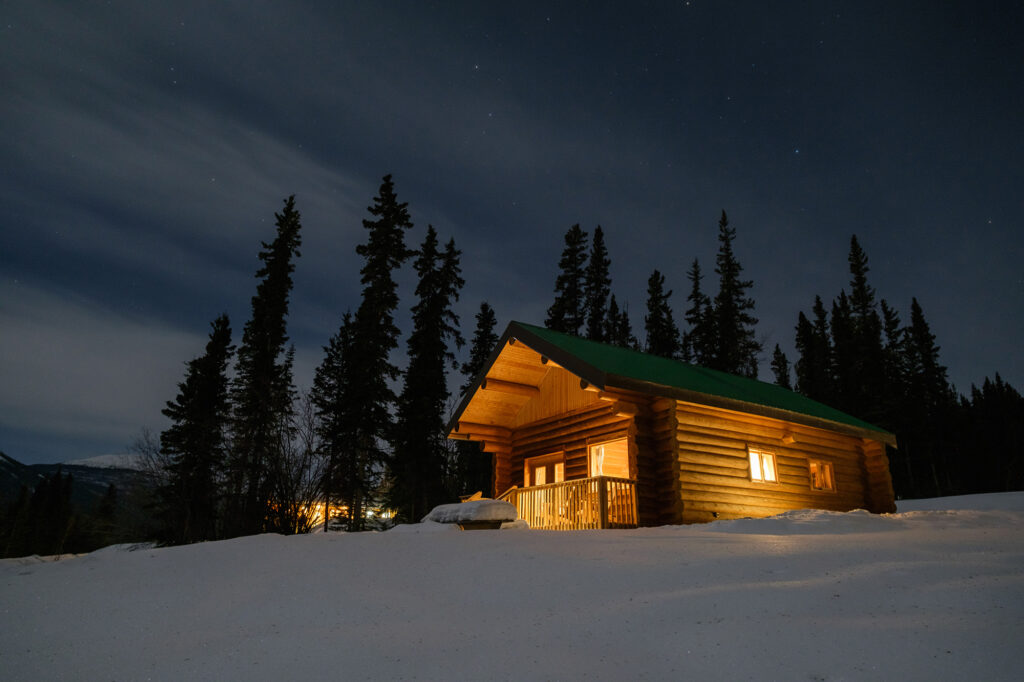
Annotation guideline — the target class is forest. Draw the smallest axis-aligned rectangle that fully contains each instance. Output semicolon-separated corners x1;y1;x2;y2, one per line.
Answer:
3;174;1021;553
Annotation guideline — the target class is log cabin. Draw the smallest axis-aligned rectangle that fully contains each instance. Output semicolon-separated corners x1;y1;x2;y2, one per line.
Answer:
447;322;897;529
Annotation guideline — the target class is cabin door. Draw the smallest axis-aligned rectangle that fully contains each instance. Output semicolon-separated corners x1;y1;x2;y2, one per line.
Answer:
526;453;565;486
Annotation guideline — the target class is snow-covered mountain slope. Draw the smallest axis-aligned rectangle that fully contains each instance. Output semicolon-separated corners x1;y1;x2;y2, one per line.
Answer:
3;493;1022;681
62;453;146;470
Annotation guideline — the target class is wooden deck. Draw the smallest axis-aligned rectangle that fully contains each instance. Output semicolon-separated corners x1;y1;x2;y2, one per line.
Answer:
499;476;638;530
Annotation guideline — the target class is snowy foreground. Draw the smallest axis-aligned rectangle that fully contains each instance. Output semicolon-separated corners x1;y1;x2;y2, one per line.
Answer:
3;495;1023;681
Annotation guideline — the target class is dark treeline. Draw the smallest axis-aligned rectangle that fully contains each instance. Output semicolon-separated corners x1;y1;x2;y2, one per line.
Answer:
549;220;1022;500
785;236;1024;498
1;468;126;558
101;183;1024;548
147;176;495;544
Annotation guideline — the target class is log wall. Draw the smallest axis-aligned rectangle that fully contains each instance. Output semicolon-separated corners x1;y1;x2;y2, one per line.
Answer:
672;400;895;523
507;402;633;490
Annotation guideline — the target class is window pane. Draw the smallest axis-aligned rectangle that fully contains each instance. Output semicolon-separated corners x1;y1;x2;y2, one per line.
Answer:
749;451;763;481
762;454;777;482
590;445;604;477
554;462;564;483
534;467;546;486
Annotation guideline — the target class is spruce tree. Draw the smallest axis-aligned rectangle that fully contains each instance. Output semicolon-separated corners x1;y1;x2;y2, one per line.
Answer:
902;298;956;496
844;235;886;422
583;226;611;341
225;196;302;537
337;174;414;529
644;269;680;358
958;375;1024;493
311;311;354;531
156;314;234;544
829;291;856;414
453;302;499;496
682;258;713;365
710;211;760;377
460;302;499;395
794;296;833;402
605;295;637;349
390;227;465;522
770;344;792;389
545;224;588;334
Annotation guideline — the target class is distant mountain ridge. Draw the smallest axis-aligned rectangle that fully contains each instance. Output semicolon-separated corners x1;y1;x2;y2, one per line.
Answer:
0;451;154;509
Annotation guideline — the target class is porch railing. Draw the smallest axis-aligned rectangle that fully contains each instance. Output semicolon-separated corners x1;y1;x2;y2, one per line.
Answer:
498;476;637;530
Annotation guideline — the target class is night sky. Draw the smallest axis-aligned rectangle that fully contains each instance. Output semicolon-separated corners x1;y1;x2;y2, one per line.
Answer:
2;2;1022;465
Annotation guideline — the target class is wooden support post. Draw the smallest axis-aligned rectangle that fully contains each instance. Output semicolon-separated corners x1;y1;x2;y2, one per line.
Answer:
598;476;608;529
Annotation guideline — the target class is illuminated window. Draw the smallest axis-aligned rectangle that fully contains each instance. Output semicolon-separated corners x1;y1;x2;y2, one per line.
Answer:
809;459;836;491
589;438;630;478
525;453;564;487
748;447;778;483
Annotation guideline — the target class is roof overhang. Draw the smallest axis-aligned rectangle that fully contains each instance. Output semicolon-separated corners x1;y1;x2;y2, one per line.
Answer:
448;322;897;448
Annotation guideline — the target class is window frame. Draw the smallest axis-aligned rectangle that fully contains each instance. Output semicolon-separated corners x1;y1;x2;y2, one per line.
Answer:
747;446;779;483
808;458;837;492
588;437;631;479
524;452;565;487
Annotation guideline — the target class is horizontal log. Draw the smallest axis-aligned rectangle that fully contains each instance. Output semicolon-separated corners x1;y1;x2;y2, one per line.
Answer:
516;429;630;461
481;377;541;397
678;481;864;508
512;416;630;450
677;447;748;469
513;403;616;437
457;421;512;439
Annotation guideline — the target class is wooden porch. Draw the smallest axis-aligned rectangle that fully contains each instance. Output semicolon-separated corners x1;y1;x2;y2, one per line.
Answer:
498;476;638;530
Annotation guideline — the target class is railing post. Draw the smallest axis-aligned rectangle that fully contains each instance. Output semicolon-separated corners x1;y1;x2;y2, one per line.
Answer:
598;476;608;529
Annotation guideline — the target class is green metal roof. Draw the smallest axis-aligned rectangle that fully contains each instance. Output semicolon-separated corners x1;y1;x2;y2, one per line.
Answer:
505;321;895;445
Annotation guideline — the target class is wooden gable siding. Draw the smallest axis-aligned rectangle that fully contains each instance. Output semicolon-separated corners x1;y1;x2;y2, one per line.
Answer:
669;400;894;523
513;365;601;427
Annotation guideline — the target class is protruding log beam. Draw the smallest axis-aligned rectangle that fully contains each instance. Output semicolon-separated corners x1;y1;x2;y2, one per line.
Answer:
580;379;602;392
540;355;562;368
456;421;512;440
481;377;540;397
613;401;639;418
482;441;512;454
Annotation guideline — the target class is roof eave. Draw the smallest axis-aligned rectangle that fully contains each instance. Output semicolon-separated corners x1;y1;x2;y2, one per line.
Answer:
446;322;608;436
606;374;898;447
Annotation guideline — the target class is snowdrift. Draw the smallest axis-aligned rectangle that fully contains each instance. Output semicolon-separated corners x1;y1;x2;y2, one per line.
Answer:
3;493;1023;681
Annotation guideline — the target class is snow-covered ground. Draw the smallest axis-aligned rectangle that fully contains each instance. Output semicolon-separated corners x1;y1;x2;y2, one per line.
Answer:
3;494;1022;681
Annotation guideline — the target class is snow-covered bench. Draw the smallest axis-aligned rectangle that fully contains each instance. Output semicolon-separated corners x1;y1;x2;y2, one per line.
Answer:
422;499;519;530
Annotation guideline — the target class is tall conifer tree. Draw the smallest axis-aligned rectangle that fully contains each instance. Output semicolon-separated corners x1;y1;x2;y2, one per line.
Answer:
710;211;760;377
546;224;588;334
583;226;611;341
644;269;680;358
460;302;499;395
605;295;637;349
225;196;302;537
334;174;415;530
682;258;713;365
844;235;886;422
770;344;792;389
794;296;833;401
310;311;354;531
452;302;500;496
156;314;234;544
390;228;465;522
